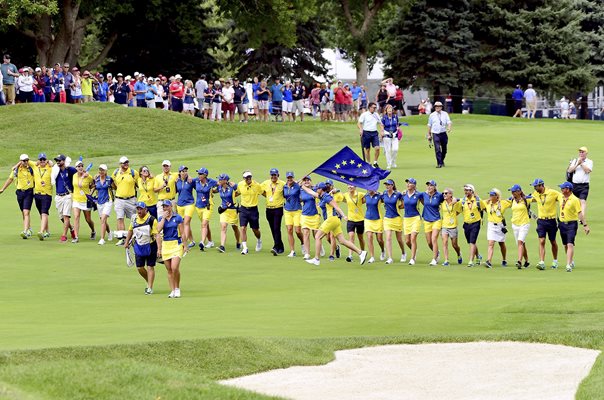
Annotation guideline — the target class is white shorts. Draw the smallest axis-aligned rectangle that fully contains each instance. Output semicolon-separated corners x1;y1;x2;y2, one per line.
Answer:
487;221;506;242
282;101;293;113
72;201;90;211
512;223;530;242
98;201;113;217
183;103;195;111
115;197;136;219
292;100;304;114
55;194;72;218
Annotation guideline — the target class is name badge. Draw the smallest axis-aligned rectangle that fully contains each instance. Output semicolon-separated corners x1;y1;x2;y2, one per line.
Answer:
449;218;455;225
269;196;273;202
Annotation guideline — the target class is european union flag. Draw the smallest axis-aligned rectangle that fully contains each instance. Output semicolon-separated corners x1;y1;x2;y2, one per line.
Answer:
312;146;391;191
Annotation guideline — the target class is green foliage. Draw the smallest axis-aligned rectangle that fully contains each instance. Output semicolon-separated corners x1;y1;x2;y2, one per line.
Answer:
0;0;57;26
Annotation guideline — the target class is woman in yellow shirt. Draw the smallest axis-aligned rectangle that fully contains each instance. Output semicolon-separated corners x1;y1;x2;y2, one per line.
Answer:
508;184;531;269
137;166;158;219
71;160;95;243
480;188;511;268
440;188;463;266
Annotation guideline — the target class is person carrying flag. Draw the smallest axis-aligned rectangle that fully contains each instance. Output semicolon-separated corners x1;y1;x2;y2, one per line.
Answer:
124;202;158;295
301;182;367;266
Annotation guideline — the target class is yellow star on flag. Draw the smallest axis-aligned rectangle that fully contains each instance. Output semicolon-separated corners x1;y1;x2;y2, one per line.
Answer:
335;164;340;169
362;169;368;175
350;159;356;165
349;177;354;181
340;175;346;180
342;160;348;166
331;170;337;174
357;163;363;168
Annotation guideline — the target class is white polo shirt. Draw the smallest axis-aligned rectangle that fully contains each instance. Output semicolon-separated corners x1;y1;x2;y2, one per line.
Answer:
427;111;451;134
571;158;593;184
524;88;536;102
358;111;382;132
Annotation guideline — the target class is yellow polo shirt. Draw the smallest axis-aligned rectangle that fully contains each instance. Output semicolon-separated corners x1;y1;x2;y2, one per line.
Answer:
9;165;35;190
155;172;178;200
137;177;158;206
261;179;285;208
325;192;344;218
237;180;263;207
28;161;52;195
343;191;365;222
441;200;462;228
112;167;139;198
72;174;93;203
530;187;561;219
129;214;158;236
510;198;531;226
480;199;511;224
559;194;581;222
460;195;481;223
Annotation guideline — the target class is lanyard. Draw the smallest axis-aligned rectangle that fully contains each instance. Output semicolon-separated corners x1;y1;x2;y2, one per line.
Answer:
38;167;47;179
539;193;547;206
348;192;359;207
141;178;150;193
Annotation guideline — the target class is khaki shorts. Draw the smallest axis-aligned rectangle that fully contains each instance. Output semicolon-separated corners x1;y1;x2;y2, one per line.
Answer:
114;198;136;219
3;85;15;104
55;194;72;218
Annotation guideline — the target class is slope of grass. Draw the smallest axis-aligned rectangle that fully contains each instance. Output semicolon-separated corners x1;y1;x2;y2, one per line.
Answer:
0;104;602;398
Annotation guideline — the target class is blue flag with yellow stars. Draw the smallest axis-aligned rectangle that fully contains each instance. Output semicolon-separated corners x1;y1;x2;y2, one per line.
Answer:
312;146;391;191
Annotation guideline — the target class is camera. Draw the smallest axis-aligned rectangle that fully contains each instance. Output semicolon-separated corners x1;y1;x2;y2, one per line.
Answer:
501;226;508;234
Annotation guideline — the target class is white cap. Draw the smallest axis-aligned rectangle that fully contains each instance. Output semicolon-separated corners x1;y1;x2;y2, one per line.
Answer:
75;160;84;167
463;184;475;192
119;156;129;163
242;171;252;178
162;160;171;167
134;71;140;77
175;74;182;79
99;164;108;171
20;154;29;161
35;67;41;72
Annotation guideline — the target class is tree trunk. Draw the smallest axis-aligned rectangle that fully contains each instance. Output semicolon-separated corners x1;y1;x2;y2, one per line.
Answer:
579;93;588;119
356;51;369;87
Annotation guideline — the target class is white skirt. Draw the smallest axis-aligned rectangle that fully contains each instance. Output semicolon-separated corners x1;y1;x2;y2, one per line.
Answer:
487;221;506;242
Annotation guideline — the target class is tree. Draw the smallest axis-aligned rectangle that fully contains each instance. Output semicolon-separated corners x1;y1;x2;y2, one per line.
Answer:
0;0;57;26
383;0;480;112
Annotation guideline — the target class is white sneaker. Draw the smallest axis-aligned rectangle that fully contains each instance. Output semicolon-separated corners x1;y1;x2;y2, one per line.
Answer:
174;288;181;298
386;164;391;169
206;241;215;248
168;291;175;298
241;248;248;255
385;258;393;264
98;238;105;245
400;253;407;263
303;254;311;260
359;250;368;265
108;231;113;241
305;258;320;266
255;239;262;251
301;247;307;256
408;258;415;266
116;238;125;246
429;259;437;266
368;257;375;264
287;251;296;258
320;245;325;257
393;164;397;168
379;251;386;261
71;237;79;243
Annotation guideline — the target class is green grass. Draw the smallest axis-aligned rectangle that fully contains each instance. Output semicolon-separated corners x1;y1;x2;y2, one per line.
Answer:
0;103;603;399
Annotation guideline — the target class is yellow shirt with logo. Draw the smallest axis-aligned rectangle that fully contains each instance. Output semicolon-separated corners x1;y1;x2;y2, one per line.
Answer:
510;198;531;226
460;195;482;223
155;172;178;200
261;179;286;208
343;191;366;222
72;174;93;203
28;161;52;195
530;187;561;219
112;167;139;198
138;177;158;206
237;180;263;207
9;165;35;190
559;194;582;222
440;200;462;228
480;199;511;224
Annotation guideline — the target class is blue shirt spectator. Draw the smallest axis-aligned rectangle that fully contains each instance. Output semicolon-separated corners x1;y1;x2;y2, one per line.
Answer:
134;80;147;100
351;85;362;100
271;82;283;102
512;87;523;101
111;81;130;105
283;87;293;102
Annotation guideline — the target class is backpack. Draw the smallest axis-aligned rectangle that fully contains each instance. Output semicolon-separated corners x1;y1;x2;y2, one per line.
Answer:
114;168;135;178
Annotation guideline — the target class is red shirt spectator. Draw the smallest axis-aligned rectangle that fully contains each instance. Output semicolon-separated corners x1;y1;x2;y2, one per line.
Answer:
170;80;184;99
334;85;347;104
395;87;403;101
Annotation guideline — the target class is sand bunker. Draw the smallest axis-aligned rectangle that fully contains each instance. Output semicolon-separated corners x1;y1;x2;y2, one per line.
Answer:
221;342;600;400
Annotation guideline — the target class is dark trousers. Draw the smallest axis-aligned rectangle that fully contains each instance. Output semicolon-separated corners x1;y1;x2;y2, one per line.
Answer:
266;207;284;253
433;132;448;166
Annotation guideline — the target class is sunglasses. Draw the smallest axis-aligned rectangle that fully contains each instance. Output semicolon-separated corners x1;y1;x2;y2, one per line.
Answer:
39;158;47;161
22;159;30;162
122;161;129;164
270;174;278;177
443;191;450;195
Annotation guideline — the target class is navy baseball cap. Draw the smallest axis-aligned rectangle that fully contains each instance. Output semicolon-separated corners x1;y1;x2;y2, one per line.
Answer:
325;179;334;185
489;190;498;196
316;182;327;190
136;202;147;209
286;171;294;178
269;168;279;175
161;200;173;207
530;178;544;186
38;153;47;160
178;165;188;172
54;154;66;161
559;182;573;190
508;184;522;192
405;178;417;184
426;180;437;186
218;173;229;181
302;175;311;180
384;179;394;185
197;167;209;175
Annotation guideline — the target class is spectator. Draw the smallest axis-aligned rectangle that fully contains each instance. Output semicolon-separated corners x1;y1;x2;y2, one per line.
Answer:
110;73;130;107
195;74;207;116
233;78;248;123
203;81;214;120
319;83;329;121
153;78;163;109
333;80;346;122
291;78;305;122
343;83;353;121
445;93;453;113
145;77;158;108
376;84;388;114
461;98;471;114
33;67;46;102
96;74;108;102
80;70;95;103
282;81;293;121
395;85;405;116
211;81;223;121
170;74;184;113
70;68;82;104
359;85;367;113
1;54;19;105
221;80;235;121
16;67;35;103
310;83;321;119
270;78;283;121
350;81;362;119
382;78;397;110
524;83;537;119
134;74;147;107
560;97;569;119
252;76;260;119
62;63;73;103
512;85;523;117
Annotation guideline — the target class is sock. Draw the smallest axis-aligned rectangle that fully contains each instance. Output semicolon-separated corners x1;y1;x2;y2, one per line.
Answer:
242;241;247;249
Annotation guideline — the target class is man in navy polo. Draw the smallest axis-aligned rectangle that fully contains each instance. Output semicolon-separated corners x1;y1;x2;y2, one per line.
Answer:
53;154;78;243
111;73;130;106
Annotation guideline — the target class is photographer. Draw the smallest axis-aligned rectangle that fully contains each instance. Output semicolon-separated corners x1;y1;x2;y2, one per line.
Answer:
567;146;593;219
154;160;178;216
480;188;510;268
427;101;452;168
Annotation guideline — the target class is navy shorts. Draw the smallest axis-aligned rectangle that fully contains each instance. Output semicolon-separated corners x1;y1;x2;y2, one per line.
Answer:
16;189;34;211
362;130;379;149
463;221;481;244
514;100;522;110
572;183;589;200
135;242;158;268
347;220;364;234
239;206;260;229
536;218;558;241
34;194;52;214
558;221;578;245
171;97;183;112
